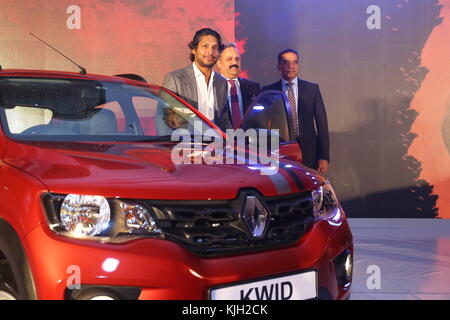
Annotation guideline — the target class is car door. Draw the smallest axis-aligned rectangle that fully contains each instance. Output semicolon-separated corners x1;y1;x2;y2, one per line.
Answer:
240;90;302;162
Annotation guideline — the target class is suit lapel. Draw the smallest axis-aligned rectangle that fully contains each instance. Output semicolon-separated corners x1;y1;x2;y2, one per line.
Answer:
213;73;226;113
275;80;283;91
297;78;304;113
238;78;249;112
183;65;198;109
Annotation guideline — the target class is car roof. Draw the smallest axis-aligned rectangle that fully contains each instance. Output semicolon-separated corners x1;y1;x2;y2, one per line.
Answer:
0;69;158;88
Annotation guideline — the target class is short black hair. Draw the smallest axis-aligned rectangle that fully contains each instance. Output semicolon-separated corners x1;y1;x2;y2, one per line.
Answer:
277;49;300;64
188;28;224;62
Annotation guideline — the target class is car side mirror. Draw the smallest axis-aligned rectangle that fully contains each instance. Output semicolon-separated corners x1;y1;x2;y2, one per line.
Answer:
240;90;302;162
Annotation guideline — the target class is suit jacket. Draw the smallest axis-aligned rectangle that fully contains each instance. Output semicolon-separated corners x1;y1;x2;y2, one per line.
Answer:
225;77;261;128
162;64;232;131
262;78;329;169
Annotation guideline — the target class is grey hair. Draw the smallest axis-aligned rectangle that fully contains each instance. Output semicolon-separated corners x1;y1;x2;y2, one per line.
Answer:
222;42;238;51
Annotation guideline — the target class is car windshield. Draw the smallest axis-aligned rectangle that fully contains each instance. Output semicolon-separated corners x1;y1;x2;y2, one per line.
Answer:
0;77;215;142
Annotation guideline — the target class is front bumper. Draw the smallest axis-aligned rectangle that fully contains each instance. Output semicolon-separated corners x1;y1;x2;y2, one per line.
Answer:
24;217;353;300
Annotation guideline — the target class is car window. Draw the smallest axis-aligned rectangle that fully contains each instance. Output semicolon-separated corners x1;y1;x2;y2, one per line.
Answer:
5;106;53;134
95;101;126;132
132;96;158;136
0;77;214;142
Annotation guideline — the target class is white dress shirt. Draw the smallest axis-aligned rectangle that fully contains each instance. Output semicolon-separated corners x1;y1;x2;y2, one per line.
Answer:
281;77;299;107
193;62;215;121
224;77;244;118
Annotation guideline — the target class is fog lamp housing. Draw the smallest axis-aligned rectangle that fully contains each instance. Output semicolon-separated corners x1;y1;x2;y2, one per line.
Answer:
334;248;353;289
66;285;142;300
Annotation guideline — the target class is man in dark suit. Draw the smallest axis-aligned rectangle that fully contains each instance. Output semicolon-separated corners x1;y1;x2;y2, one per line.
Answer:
263;49;330;173
217;43;261;129
161;28;231;131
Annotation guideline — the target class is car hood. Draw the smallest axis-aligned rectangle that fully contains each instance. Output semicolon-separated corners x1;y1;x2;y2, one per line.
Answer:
4;140;323;200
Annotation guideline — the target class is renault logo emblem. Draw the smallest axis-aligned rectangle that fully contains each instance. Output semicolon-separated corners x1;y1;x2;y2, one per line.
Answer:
243;196;270;238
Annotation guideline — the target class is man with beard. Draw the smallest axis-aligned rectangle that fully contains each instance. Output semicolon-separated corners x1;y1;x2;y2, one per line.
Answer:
161;28;231;131
217;43;261;129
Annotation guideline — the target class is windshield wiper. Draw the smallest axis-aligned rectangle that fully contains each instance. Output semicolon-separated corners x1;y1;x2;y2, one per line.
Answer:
135;134;220;143
134;135;174;142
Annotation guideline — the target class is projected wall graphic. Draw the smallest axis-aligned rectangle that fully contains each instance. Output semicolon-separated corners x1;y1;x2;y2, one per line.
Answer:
1;0;449;218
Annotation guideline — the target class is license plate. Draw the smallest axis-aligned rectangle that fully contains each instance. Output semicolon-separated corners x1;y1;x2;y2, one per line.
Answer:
210;270;317;300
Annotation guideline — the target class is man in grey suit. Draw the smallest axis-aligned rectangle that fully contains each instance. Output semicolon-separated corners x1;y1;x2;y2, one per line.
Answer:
161;28;231;132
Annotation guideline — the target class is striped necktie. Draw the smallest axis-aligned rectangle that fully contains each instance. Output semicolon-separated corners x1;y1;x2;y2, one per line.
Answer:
287;82;299;138
228;79;242;129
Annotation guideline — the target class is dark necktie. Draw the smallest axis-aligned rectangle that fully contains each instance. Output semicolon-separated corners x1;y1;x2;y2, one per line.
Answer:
228;79;241;129
287;82;299;138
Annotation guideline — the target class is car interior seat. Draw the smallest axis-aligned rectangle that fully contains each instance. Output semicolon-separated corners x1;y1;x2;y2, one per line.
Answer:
79;108;118;134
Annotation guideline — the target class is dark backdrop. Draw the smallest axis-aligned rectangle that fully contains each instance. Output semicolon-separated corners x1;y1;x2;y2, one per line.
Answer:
236;0;449;218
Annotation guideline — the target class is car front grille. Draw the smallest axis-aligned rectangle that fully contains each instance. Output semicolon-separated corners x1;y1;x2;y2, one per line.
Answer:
144;190;314;257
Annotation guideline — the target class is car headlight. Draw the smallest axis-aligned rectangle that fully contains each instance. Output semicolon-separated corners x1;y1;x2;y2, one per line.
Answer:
60;194;111;237
311;182;340;222
119;201;161;234
43;193;162;242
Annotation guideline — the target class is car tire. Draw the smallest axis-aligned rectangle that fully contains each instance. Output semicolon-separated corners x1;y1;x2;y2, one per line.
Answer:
0;262;18;300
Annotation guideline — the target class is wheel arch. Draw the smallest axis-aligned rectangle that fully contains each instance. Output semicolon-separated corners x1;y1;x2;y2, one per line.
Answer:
0;218;37;299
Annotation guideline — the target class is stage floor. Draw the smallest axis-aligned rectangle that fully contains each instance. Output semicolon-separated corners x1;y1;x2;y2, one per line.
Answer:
348;218;450;300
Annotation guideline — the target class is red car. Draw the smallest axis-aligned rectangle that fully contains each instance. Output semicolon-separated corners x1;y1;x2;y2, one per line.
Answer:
0;69;352;300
